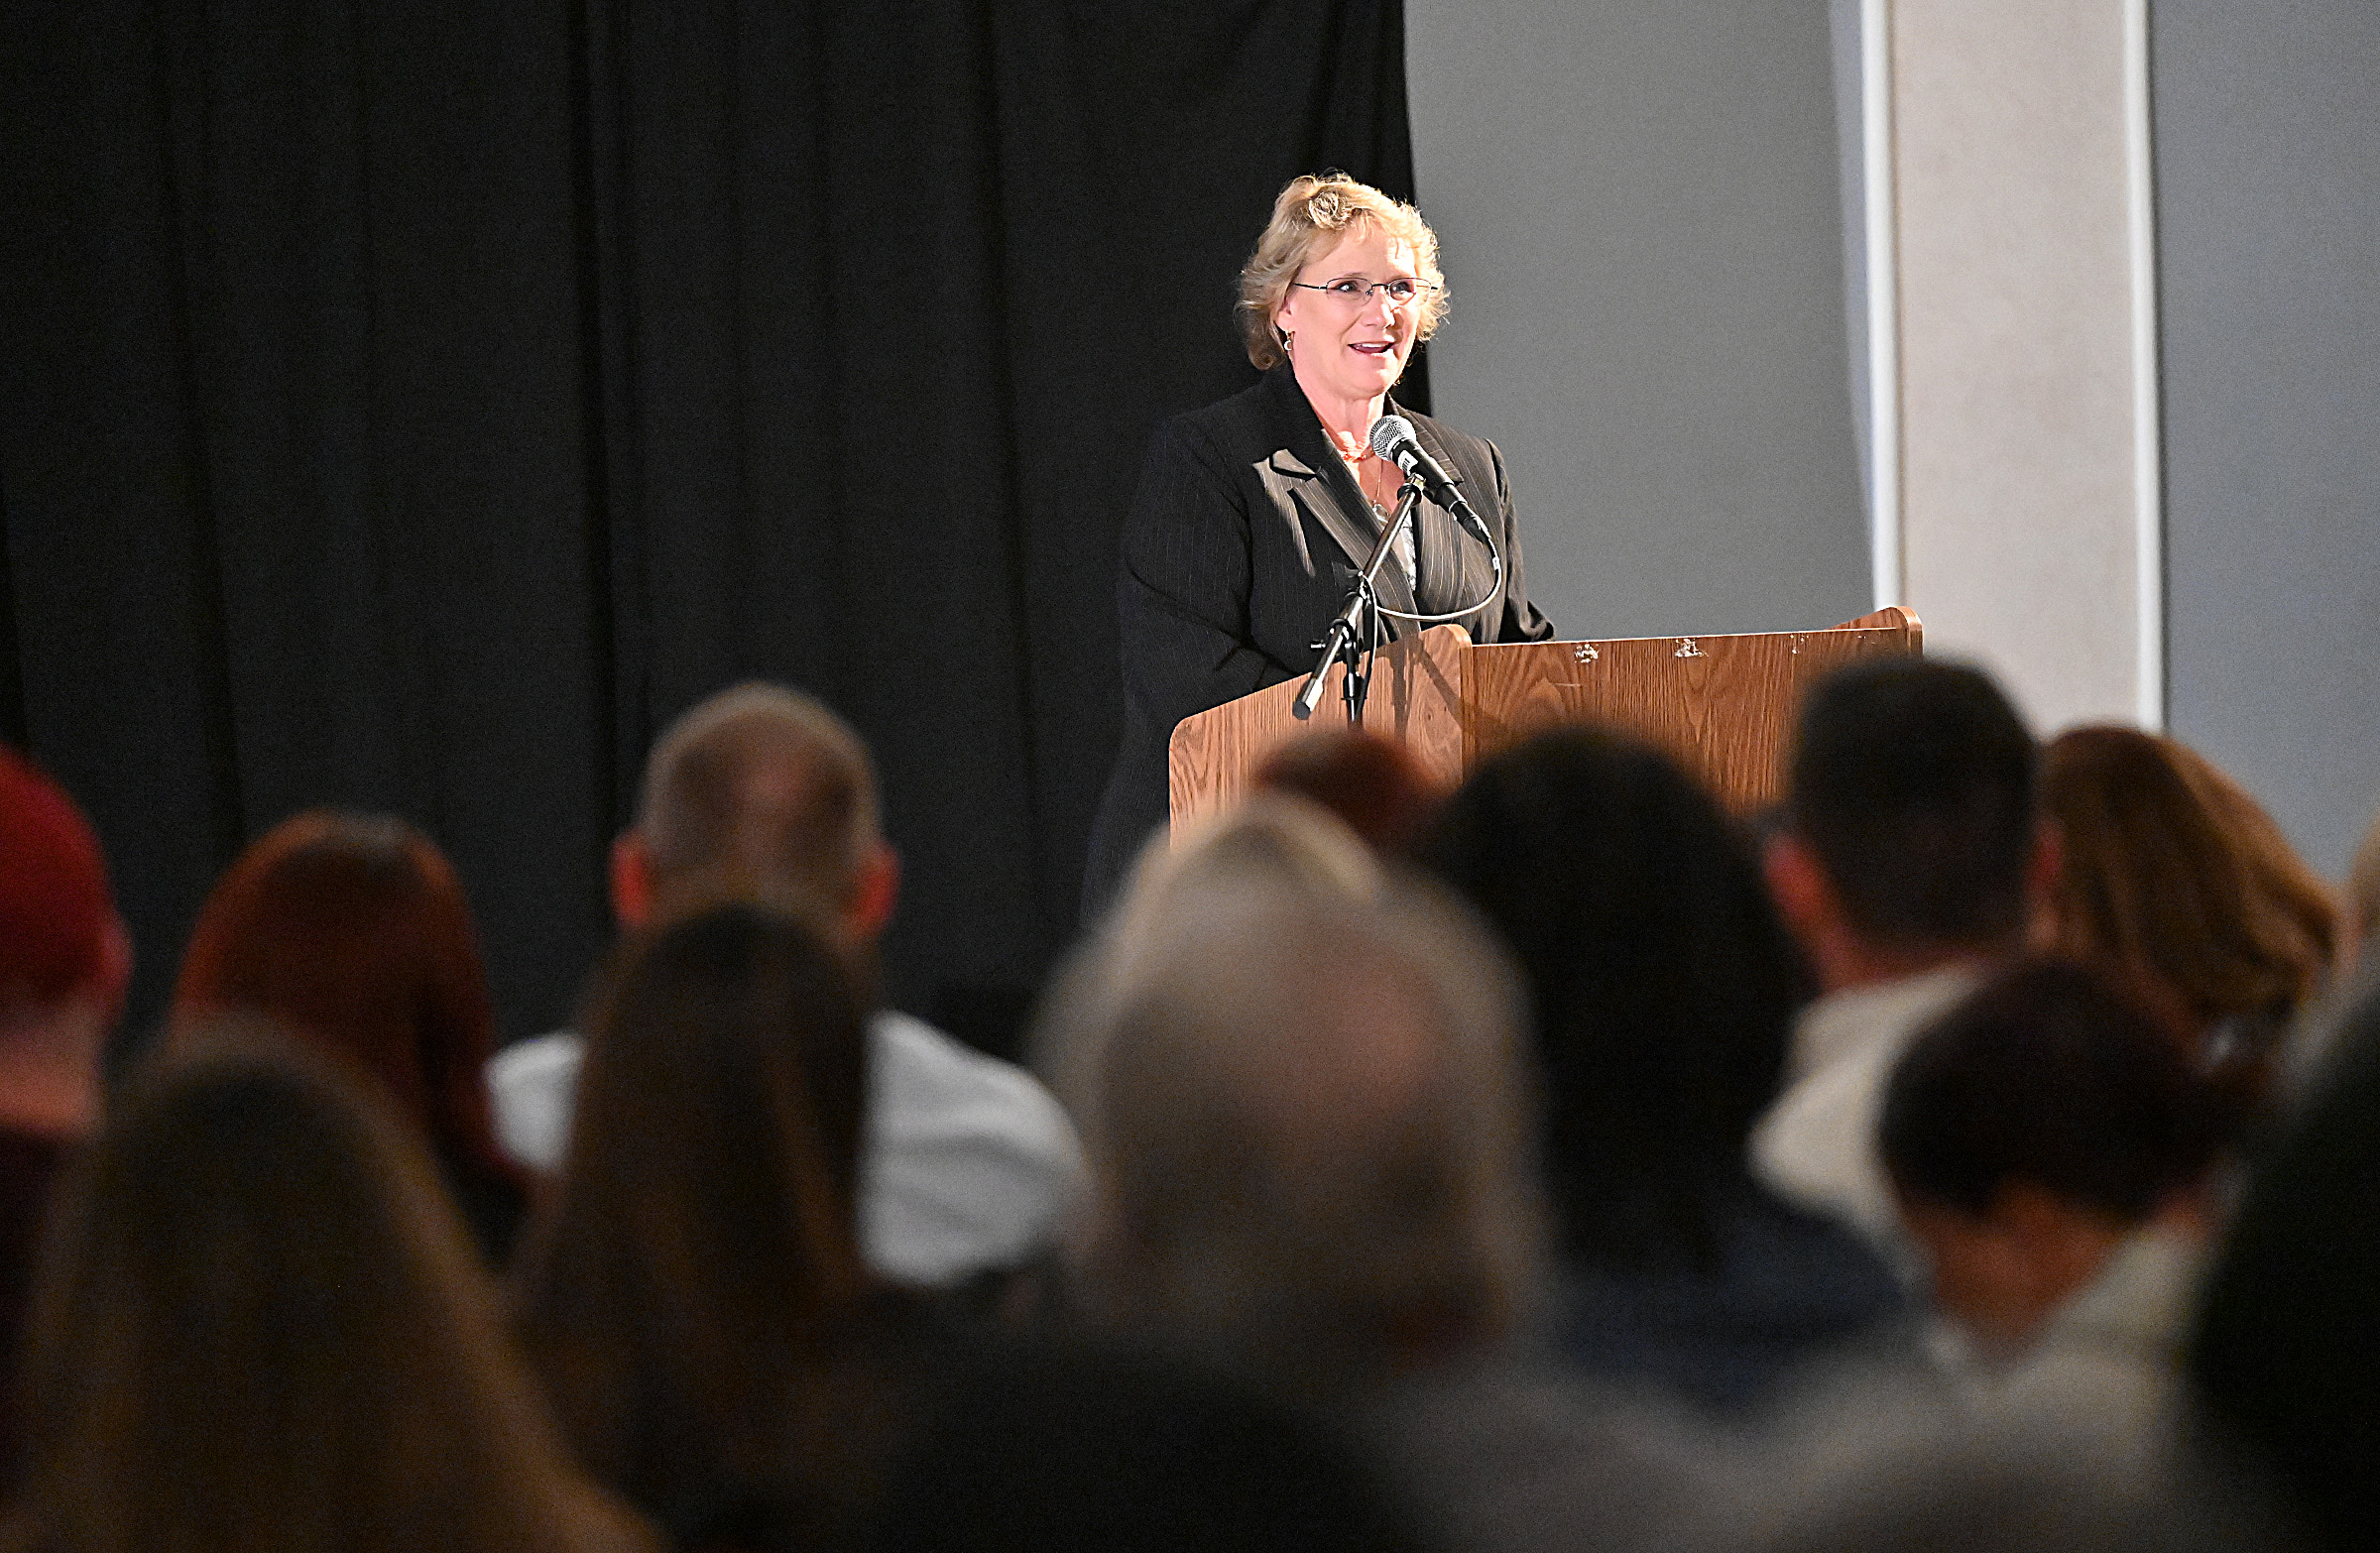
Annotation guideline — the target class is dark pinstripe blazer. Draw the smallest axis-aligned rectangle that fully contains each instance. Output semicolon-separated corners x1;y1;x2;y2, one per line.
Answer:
1082;364;1555;911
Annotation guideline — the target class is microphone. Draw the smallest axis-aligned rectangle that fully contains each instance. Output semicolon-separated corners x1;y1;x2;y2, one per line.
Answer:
1368;415;1494;546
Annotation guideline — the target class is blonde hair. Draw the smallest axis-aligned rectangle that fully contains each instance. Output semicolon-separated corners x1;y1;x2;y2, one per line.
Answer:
1238;174;1448;370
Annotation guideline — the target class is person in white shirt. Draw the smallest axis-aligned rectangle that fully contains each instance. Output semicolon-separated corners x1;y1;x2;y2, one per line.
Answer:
486;683;1083;1287
1751;660;2052;1260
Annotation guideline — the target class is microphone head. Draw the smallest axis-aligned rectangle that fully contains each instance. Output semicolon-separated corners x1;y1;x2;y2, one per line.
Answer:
1368;414;1417;460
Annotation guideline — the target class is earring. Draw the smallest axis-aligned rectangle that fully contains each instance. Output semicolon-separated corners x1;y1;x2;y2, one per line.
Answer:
1280;329;1294;359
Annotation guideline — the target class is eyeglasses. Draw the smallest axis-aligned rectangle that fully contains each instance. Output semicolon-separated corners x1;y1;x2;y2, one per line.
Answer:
1287;277;1439;307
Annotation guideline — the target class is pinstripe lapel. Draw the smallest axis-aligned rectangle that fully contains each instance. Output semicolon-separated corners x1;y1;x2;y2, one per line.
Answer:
1402;412;1500;637
1258;445;1423;623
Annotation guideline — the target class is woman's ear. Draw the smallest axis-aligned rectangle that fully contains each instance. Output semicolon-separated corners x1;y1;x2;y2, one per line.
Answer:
1272;287;1301;351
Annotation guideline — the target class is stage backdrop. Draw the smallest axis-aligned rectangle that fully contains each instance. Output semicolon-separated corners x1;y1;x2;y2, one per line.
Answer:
0;0;1424;1058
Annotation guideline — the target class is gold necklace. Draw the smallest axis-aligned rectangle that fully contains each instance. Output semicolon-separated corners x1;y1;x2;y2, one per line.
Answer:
1326;432;1381;500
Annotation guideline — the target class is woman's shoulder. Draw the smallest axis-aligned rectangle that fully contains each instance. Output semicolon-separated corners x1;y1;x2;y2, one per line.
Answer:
1396;402;1496;465
1159;369;1303;454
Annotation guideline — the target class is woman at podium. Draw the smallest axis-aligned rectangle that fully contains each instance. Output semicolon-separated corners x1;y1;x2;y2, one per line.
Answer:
1083;173;1554;912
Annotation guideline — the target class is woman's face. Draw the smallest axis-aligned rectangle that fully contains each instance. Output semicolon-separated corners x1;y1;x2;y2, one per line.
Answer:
1272;223;1423;409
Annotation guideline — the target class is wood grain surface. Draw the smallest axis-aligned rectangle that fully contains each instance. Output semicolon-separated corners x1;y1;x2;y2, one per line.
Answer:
1166;613;1921;830
1465;622;1917;812
1168;625;1471;830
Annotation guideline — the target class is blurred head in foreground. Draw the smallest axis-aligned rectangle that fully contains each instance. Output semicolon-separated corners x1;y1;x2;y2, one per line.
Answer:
1881;961;2227;1363
0;748;130;1485
12;1031;654;1553
171;809;525;1259
512;904;879;1520
2194;975;2380;1550
1416;726;1810;1272
1046;795;1541;1400
615;682;896;942
1250;726;1443;856
2038;727;2335;1109
1768;660;2042;991
0;745;128;1133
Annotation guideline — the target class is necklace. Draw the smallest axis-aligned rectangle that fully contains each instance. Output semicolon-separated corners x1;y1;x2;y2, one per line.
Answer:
1324;430;1390;513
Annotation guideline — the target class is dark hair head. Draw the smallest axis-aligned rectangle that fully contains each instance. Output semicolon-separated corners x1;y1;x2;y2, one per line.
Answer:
1788;659;2037;952
18;1031;648;1553
1880;959;2227;1222
512;904;876;1514
170;811;516;1195
1250;727;1442;855
1415;726;1810;1270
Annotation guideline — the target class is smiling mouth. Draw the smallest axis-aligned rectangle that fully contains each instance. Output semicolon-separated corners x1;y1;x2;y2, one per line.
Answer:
1351;342;1394;355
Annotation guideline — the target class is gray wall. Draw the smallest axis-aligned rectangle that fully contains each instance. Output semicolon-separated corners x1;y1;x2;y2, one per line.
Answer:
2155;3;2380;876
1405;0;1867;641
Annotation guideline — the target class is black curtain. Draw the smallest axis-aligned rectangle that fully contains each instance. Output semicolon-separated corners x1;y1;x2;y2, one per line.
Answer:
0;0;1422;1057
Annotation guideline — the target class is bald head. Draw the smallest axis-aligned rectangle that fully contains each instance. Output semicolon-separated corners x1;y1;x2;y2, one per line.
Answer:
624;684;890;933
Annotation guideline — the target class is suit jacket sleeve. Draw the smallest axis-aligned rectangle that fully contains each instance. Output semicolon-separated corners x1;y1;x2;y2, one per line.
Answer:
1488;438;1557;644
1115;416;1297;742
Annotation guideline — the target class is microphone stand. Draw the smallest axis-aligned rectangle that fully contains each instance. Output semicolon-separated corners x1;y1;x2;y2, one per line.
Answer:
1293;479;1423;725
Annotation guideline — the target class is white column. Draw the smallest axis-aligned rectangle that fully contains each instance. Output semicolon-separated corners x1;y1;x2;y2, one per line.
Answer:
1881;0;2163;733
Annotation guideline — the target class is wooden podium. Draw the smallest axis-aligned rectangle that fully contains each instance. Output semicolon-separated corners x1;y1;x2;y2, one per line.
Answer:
1168;607;1923;831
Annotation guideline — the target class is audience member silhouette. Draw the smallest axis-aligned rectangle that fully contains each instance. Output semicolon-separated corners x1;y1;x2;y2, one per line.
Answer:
2193;973;2380;1550
1250;725;1444;855
0;747;128;1490
1752;659;2047;1261
488;682;1082;1287
1048;795;1539;1394
7;1032;656;1553
1046;796;1715;1553
1415;727;1901;1416
171;809;529;1262
2038;727;2336;1115
512;905;932;1544
1881;960;2229;1401
868;1343;1431;1553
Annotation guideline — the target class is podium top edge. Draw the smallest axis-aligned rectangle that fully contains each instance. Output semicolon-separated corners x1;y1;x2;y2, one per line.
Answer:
1476;623;1922;651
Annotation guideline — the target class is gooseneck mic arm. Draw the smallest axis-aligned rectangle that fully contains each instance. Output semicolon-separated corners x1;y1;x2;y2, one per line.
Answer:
1292;478;1424;723
1368;415;1495;546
